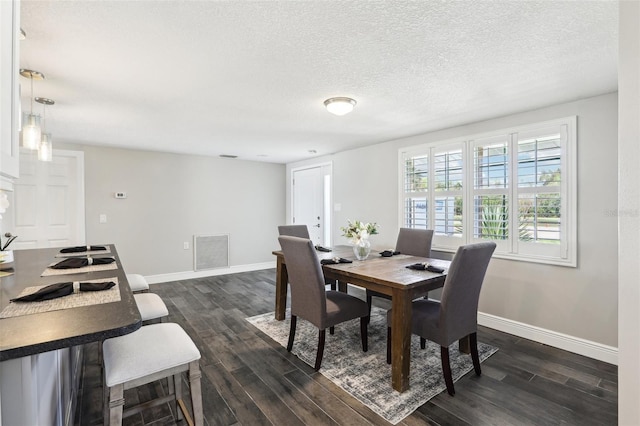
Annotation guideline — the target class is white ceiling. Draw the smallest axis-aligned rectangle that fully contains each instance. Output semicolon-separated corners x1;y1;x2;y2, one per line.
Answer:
19;0;618;164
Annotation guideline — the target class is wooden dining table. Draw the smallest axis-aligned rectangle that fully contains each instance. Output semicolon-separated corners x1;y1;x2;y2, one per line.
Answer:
272;245;453;393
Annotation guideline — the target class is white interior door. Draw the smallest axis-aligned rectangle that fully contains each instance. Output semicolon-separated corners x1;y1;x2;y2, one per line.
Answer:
292;164;332;246
8;150;85;249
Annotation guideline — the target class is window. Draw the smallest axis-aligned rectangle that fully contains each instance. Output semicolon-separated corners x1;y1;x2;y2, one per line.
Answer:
400;117;576;266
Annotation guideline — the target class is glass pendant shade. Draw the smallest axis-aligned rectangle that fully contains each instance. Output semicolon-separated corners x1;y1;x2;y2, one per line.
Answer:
38;133;53;162
22;113;42;150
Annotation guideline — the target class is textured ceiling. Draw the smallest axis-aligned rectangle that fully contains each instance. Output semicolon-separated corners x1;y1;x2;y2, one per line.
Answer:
19;1;618;164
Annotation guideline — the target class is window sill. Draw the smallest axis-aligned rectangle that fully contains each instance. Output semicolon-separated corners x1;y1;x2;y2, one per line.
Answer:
432;246;576;268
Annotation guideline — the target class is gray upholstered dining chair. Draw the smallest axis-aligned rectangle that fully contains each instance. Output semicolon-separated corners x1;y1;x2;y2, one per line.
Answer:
386;241;496;396
366;228;435;318
277;224;311;239
394;228;435;257
278;235;369;371
278;224;336;290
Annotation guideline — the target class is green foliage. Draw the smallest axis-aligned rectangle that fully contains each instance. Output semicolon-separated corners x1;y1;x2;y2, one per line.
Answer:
456;197;532;241
405;159;428;192
539;168;561;186
478;201;509;240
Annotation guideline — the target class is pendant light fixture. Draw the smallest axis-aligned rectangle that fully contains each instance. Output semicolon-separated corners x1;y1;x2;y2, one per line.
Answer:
19;69;44;150
35;97;54;162
323;97;357;116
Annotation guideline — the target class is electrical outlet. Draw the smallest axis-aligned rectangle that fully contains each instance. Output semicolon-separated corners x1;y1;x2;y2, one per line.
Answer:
183;242;189;250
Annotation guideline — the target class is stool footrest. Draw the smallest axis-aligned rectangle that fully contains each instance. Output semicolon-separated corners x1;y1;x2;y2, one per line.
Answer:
178;399;195;426
123;394;175;418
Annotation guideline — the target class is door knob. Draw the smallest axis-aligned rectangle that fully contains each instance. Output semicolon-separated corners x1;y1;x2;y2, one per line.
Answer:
314;224;321;228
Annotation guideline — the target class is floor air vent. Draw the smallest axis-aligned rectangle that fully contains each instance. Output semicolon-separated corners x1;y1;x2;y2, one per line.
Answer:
194;234;229;271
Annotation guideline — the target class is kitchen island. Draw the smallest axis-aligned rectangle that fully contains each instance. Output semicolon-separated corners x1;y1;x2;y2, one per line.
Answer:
0;245;141;425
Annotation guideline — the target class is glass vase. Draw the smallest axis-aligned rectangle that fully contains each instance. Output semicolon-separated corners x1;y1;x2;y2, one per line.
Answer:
353;239;371;261
0;250;14;270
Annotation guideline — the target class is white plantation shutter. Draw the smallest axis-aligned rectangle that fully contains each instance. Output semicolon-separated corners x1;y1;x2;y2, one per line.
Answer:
432;144;464;249
514;125;569;260
400;117;576;267
402;154;429;229
470;134;510;252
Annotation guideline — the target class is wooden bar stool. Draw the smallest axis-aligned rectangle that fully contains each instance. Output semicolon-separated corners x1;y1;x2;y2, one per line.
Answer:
102;323;203;426
126;273;149;293
133;293;168;322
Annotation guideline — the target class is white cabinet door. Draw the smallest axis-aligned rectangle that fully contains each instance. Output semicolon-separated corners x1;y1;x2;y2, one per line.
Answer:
0;0;20;179
0;348;77;426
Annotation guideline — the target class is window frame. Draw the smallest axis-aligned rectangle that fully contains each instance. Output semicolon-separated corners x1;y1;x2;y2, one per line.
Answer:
398;116;577;267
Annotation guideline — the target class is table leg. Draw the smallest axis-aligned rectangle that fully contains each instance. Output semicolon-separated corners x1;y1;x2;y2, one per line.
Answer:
338;280;347;293
275;257;288;321
391;288;412;392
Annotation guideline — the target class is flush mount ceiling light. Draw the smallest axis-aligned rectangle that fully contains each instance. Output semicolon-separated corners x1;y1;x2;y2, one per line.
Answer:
323;97;356;116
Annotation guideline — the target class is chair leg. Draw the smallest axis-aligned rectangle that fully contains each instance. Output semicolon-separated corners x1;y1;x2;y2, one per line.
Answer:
287;315;297;352
440;346;455;396
360;317;368;352
189;360;204;426
174;373;183;421
314;329;326;371
420;337;426;349
168;373;178;421
107;383;125;426
327;279;336;290
470;332;481;376
386;327;391;364
366;292;373;325
329;326;335;335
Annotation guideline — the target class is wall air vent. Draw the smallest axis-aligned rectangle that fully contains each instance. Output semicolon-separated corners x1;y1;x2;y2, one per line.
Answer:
194;234;229;271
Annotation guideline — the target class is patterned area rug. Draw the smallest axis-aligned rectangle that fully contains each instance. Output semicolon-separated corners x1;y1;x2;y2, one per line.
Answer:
246;307;498;424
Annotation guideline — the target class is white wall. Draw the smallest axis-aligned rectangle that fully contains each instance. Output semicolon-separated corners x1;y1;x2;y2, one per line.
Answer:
59;144;285;276
617;0;640;423
288;92;618;351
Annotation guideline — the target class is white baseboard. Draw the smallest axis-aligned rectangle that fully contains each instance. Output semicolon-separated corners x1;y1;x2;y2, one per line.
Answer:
144;261;275;285
478;312;618;365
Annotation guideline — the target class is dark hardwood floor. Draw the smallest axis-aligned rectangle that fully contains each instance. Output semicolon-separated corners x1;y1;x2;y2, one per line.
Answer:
75;269;617;425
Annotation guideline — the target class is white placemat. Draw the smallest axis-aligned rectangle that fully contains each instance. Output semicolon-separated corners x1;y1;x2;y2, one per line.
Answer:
0;277;120;318
41;257;118;276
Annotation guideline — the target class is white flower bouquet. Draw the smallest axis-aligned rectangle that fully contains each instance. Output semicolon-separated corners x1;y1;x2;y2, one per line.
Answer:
341;219;379;245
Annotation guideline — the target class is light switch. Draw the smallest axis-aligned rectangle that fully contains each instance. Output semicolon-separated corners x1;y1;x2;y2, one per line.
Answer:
334;203;342;212
183;242;189;250
99;214;107;224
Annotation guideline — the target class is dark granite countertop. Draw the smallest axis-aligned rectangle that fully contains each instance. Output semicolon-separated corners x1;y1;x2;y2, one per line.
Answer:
0;245;141;361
